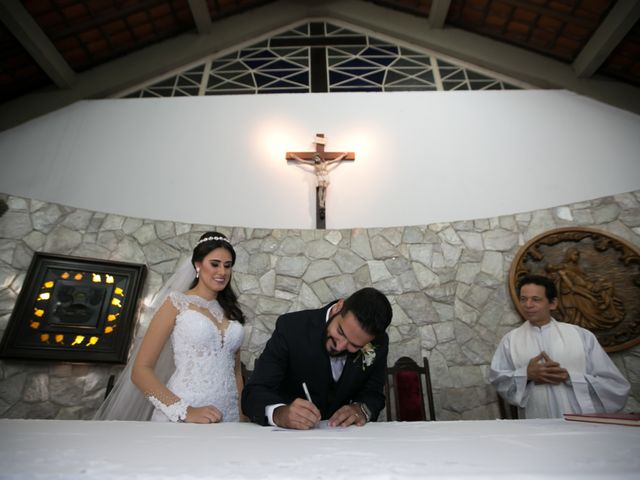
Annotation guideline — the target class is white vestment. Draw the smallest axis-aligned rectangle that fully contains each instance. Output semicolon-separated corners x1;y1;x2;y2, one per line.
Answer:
489;318;630;419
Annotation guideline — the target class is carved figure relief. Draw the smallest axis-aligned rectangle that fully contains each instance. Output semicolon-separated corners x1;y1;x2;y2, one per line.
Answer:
546;247;625;330
509;227;640;352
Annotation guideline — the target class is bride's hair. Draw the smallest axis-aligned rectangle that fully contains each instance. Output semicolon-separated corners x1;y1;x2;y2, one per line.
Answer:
190;231;245;324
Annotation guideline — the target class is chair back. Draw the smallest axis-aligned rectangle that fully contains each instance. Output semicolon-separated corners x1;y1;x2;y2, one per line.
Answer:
241;361;253;384
104;374;115;399
497;394;519;419
385;356;436;421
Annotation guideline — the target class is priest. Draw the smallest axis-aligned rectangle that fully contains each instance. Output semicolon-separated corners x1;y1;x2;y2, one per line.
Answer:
489;274;630;419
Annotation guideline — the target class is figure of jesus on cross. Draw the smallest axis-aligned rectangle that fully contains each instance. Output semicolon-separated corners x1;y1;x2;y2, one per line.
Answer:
286;133;354;229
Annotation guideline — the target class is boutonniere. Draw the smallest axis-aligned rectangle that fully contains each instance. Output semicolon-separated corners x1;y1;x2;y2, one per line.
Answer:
354;343;376;370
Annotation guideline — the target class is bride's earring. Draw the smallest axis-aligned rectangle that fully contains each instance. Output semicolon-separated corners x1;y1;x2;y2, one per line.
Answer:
195;268;200;279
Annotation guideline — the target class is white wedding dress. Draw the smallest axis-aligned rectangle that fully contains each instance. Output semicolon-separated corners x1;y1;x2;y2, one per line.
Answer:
150;292;244;422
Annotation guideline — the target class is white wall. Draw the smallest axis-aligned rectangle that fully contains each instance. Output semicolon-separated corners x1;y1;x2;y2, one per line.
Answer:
1;90;639;229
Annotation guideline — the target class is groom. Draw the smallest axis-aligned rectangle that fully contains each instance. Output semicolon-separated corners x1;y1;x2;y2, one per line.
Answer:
242;287;392;429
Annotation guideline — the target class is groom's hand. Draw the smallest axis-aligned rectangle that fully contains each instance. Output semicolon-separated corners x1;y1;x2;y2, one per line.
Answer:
186;405;223;424
328;404;366;427
273;399;320;429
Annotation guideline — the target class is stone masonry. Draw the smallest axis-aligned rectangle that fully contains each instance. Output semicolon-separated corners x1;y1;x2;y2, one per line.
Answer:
0;191;639;420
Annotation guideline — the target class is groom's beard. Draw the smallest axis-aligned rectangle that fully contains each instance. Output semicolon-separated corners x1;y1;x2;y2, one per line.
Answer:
324;312;352;359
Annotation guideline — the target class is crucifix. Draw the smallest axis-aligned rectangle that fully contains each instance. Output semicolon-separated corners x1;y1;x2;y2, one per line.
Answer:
286;133;355;229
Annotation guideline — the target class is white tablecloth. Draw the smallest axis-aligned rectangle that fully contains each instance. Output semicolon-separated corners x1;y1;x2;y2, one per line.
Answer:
1;418;638;479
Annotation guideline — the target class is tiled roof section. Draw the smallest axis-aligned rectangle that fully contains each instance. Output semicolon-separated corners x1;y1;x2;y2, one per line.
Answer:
370;0;638;86
19;0;274;74
0;0;637;106
0;21;51;103
446;0;613;62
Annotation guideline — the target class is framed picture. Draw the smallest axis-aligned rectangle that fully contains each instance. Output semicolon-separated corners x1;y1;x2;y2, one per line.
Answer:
0;253;147;363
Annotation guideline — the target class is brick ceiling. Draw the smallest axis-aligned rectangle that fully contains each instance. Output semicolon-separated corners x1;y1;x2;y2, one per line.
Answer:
1;0;638;105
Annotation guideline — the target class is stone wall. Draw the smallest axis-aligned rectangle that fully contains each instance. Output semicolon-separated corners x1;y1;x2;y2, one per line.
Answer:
0;192;639;420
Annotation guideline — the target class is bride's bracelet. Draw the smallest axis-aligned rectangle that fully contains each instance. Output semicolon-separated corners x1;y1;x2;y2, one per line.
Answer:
147;395;189;423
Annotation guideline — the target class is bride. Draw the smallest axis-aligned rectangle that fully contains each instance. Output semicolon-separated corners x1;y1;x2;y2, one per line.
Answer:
94;232;245;423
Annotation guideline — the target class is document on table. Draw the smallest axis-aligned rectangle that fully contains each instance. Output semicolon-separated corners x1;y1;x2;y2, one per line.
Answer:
272;420;354;431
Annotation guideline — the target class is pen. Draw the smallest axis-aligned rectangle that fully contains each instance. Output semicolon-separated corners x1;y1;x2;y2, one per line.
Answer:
302;382;313;403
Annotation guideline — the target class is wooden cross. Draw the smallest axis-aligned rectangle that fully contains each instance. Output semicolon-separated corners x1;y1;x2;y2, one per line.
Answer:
286;133;355;229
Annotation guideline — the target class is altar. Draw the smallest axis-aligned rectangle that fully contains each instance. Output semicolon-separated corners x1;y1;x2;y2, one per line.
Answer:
1;418;638;479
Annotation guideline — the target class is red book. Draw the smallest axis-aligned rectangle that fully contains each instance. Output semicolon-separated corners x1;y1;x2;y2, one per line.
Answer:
563;412;640;427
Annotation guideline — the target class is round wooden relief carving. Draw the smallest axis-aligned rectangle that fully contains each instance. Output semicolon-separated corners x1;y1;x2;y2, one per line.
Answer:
509;227;640;352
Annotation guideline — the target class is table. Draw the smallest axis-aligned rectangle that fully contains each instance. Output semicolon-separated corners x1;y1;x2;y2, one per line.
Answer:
1;418;638;479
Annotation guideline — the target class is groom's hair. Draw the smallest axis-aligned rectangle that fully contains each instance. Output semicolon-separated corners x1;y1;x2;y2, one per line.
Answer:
340;287;392;337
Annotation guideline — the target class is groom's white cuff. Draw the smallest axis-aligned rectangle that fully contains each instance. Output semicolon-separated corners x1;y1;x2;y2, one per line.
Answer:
266;403;286;426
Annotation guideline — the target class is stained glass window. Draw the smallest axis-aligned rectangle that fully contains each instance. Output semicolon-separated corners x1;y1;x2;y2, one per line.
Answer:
122;21;524;98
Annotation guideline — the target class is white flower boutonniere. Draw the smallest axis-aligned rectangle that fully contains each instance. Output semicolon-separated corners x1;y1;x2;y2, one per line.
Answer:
355;343;376;370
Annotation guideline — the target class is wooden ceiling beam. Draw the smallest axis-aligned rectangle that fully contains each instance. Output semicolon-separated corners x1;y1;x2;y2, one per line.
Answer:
188;0;213;35
428;0;451;29
0;0;75;88
573;0;640;78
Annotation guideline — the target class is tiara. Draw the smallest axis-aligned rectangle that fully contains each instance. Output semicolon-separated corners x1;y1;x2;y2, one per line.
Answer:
196;236;230;247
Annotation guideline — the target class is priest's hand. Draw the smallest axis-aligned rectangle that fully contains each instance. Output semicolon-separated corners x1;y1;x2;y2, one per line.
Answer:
527;352;569;385
186;405;223;424
328;404;366;428
273;399;320;430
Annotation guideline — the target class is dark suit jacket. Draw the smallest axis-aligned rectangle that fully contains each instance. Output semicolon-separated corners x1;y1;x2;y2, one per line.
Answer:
241;302;389;426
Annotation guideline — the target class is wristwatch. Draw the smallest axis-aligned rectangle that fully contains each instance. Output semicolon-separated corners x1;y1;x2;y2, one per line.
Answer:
353;401;371;422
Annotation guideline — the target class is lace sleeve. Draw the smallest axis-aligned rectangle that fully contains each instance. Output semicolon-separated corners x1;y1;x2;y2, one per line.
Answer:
139;292;189;422
146;394;188;422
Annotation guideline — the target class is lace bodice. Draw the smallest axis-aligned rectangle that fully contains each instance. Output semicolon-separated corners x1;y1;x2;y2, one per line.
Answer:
150;292;244;422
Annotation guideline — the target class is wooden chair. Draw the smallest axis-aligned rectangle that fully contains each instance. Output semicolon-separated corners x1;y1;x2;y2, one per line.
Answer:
241;361;253;384
104;374;115;399
385;356;436;421
497;394;519;419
